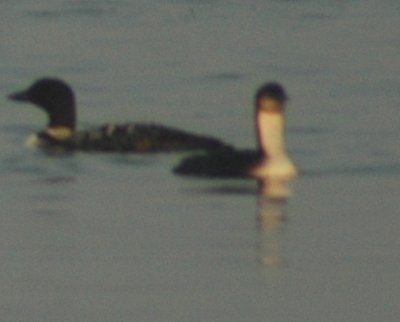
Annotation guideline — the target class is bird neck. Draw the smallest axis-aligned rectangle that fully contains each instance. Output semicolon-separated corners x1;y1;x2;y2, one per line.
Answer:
252;110;298;179
46;103;76;131
256;111;287;160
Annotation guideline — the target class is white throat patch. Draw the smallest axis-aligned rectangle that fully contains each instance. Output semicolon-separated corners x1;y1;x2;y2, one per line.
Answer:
252;111;298;179
45;127;73;140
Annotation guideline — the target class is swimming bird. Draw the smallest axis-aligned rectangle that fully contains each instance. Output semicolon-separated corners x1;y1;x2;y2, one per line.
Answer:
8;78;232;152
174;82;298;178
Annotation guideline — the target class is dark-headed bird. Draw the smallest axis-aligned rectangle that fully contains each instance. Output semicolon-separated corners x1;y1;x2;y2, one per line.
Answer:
174;82;298;179
8;78;232;153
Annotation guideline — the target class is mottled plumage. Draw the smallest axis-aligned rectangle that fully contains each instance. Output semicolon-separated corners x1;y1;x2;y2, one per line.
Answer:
37;123;232;152
8;78;232;153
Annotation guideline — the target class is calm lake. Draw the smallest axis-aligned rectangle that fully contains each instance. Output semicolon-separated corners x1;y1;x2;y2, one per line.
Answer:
1;1;400;321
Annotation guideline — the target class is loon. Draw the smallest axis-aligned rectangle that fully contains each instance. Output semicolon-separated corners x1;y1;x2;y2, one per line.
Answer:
7;78;232;152
174;82;298;179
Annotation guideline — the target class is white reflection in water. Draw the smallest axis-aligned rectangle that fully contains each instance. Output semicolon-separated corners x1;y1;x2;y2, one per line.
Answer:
256;178;294;267
258;177;294;200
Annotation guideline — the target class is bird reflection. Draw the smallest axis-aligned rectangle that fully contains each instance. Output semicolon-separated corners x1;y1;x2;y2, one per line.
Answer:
256;178;293;267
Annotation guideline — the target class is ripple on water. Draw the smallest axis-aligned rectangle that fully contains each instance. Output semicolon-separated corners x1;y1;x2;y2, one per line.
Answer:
26;3;118;19
302;162;400;178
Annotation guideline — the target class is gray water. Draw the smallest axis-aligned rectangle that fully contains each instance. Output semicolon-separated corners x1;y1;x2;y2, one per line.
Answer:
1;1;400;321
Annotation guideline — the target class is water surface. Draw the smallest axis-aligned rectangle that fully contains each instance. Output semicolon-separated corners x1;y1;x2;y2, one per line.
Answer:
1;1;400;321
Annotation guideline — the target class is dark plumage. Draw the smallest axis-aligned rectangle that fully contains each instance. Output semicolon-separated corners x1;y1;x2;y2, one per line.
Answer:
174;82;297;179
254;82;289;104
8;78;232;153
173;150;262;177
37;123;231;152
